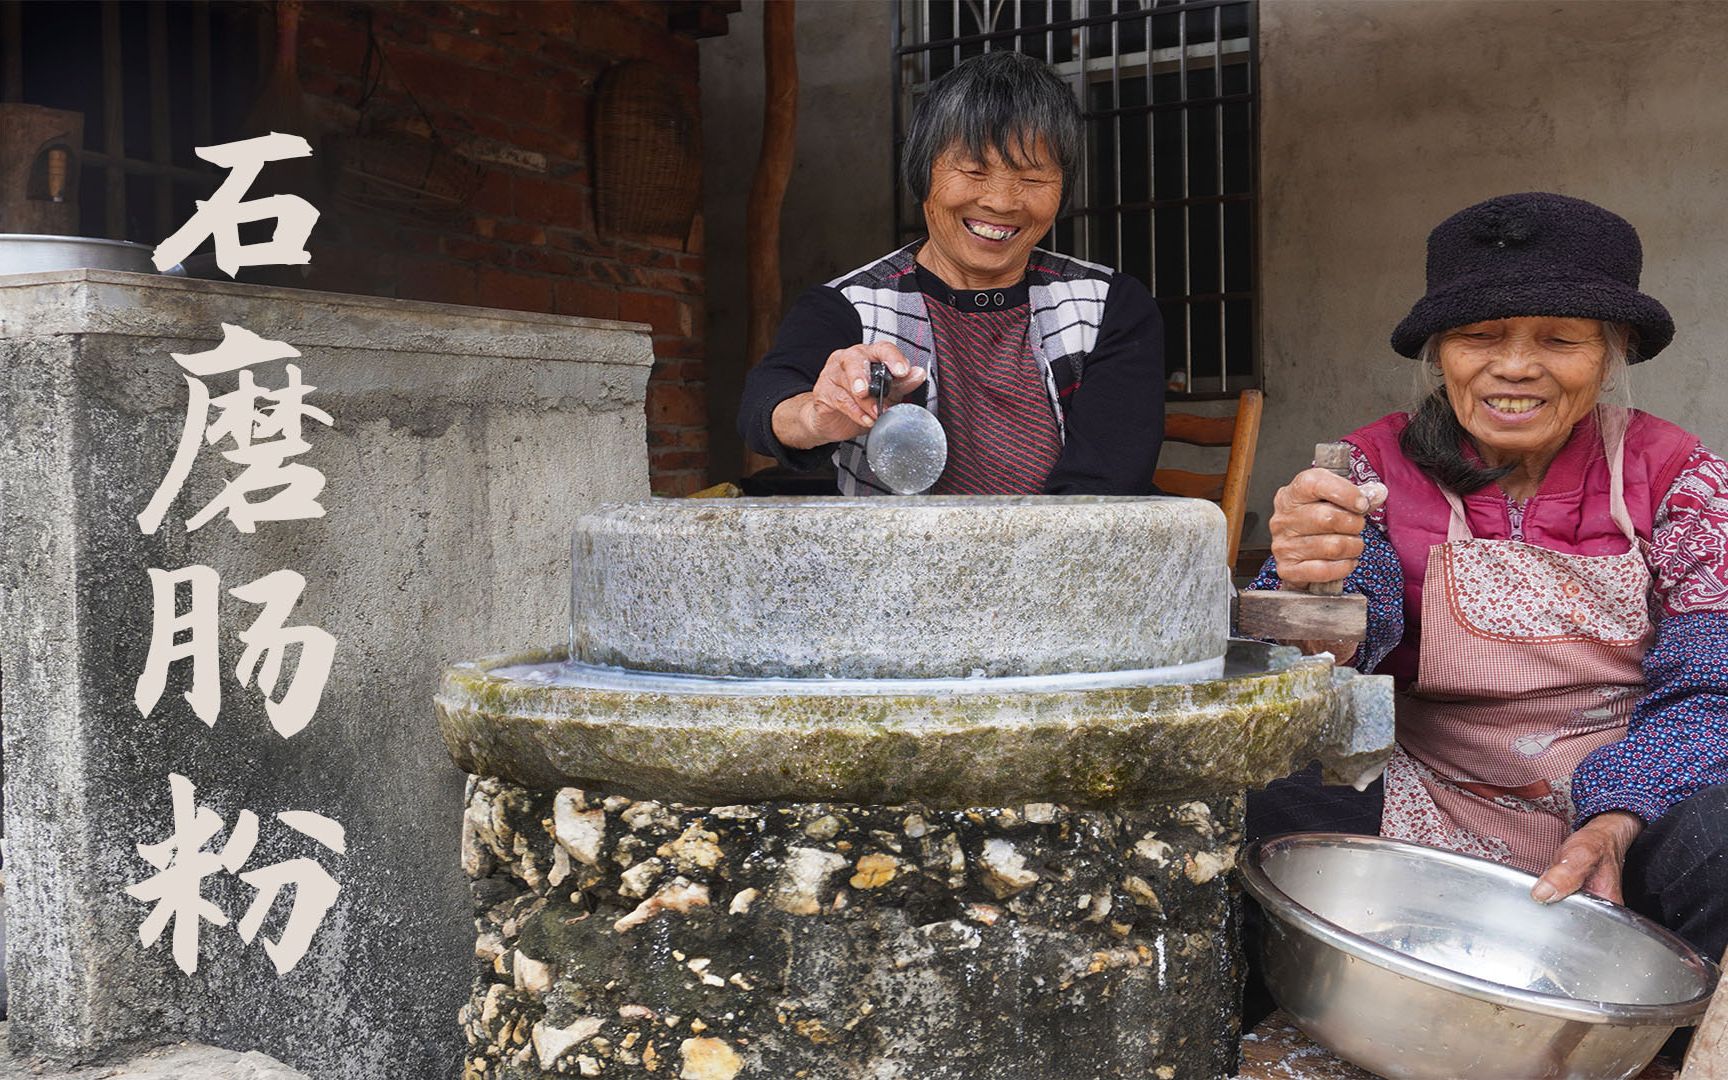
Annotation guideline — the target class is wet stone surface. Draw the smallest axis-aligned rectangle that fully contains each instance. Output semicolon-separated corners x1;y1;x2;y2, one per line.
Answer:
459;778;1245;1080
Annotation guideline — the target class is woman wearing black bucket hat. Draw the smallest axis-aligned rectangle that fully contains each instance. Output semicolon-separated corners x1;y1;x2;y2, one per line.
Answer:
1246;192;1728;996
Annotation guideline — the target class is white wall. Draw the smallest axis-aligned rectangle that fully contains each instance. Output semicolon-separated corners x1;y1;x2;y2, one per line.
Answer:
1254;0;1728;538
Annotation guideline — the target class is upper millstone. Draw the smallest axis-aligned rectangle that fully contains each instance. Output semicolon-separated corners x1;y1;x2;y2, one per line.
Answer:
569;495;1230;679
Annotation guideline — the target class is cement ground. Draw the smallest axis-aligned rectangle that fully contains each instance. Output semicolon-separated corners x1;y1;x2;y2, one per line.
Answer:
0;1025;307;1080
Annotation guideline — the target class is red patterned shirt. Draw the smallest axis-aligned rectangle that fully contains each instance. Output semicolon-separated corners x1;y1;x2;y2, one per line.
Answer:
922;280;1061;495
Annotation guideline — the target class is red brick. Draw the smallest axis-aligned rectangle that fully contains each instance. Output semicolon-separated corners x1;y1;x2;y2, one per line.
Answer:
494;220;547;246
301;10;370;75
514;0;580;36
617;292;692;337
375;8;429;46
460;110;519;145
477;268;555;313
397;257;478;306
306;241;384;293
650;449;709;473
426;28;511;67
531;128;588;166
513;247;576;275
647;425;682;448
652;359;703;381
633;267;701;294
300;70;358;101
649;472;705;498
554;281;619;320
469;172;514;217
388;48;472;110
675;253;704;275
649;336;704;360
466;66;536;121
549;230;611;259
441;234;506;265
646;382;706;428
514;175;590;232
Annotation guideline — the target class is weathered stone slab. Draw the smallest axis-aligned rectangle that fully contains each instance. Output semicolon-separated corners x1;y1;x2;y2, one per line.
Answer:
437;641;1393;807
459;779;1246;1080
569;496;1231;678
0;270;652;1077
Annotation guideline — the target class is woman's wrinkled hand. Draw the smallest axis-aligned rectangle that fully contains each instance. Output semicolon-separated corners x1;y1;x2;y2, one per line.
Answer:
1270;468;1388;586
1531;810;1643;905
771;342;928;450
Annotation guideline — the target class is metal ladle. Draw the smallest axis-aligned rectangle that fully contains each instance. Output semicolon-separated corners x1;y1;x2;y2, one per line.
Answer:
864;361;947;494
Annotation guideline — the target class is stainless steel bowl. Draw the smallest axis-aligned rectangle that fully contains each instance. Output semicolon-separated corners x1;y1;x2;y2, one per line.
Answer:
0;233;163;275
1240;833;1717;1080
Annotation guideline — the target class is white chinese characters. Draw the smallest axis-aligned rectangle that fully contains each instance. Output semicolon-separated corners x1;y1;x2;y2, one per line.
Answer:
128;774;345;975
129;134;345;979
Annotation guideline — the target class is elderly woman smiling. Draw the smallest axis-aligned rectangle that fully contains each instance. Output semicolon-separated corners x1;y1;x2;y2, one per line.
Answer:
1250;193;1728;973
739;51;1164;495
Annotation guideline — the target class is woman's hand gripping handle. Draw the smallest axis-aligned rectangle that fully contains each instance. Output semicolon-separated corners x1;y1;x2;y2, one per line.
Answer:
1268;443;1389;660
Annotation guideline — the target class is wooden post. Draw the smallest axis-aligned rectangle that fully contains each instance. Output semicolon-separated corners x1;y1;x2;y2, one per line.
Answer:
1682;947;1728;1078
742;0;797;477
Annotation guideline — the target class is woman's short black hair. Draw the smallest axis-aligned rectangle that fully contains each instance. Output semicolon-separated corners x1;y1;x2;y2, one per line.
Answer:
901;50;1083;209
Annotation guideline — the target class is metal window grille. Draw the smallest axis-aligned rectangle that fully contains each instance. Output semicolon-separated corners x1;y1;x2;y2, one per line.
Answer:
0;0;261;243
893;0;1259;398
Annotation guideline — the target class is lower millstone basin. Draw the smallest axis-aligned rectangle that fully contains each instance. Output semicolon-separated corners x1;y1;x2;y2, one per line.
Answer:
436;640;1392;809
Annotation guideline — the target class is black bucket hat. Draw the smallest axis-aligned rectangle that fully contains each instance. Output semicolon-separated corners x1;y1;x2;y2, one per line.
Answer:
1390;192;1674;362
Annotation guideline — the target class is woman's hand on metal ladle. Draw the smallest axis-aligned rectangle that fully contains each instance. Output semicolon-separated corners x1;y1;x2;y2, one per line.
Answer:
771;343;927;450
1270;468;1388;586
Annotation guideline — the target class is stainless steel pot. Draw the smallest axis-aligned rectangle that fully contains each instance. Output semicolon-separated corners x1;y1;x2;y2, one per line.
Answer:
0;233;171;275
1240;832;1717;1080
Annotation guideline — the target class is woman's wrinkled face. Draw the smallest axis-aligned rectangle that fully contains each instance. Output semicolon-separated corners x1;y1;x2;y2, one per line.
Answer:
1437;316;1610;466
919;137;1062;289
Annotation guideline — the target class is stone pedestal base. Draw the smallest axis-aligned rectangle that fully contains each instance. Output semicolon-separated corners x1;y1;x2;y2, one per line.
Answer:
459;779;1244;1080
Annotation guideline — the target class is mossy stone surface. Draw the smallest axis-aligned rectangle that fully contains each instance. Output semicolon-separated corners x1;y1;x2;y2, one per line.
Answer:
436;642;1390;808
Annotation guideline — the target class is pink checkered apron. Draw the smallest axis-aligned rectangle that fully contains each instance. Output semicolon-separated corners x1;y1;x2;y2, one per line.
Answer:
1382;409;1651;874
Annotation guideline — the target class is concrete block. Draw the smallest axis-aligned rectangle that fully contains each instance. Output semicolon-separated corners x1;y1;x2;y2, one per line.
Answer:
0;270;652;1078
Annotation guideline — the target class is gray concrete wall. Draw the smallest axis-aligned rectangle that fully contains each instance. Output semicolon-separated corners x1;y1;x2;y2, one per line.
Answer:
1254;0;1728;538
701;0;896;480
0;270;652;1078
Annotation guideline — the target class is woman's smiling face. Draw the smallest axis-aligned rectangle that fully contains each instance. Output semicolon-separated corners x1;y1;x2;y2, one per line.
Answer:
1438;316;1610;469
917;137;1063;290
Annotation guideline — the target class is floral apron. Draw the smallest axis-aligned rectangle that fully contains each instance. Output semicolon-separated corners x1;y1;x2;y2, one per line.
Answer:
1382;407;1652;874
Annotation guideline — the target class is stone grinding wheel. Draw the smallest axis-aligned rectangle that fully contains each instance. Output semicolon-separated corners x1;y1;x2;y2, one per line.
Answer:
569;496;1231;680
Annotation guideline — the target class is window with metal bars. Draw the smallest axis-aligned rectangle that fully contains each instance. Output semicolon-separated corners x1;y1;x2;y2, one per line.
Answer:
0;0;261;244
893;0;1258;398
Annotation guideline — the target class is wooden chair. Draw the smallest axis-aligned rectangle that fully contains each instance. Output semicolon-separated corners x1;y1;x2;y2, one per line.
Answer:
1153;389;1265;568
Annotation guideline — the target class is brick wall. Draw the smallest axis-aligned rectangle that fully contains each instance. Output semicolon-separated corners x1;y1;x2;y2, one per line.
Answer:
294;1;714;495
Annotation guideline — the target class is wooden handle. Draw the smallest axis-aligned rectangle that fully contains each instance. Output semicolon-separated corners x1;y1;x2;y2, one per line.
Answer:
1306;441;1352;596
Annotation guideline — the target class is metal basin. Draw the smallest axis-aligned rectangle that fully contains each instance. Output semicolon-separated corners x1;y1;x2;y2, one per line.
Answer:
0;233;161;275
1240;833;1717;1080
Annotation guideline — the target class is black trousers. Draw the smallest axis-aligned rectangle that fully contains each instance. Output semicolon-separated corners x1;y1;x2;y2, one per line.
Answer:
1240;768;1728;1028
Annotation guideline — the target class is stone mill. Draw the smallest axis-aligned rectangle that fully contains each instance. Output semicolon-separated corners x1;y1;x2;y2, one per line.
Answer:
436;495;1394;1080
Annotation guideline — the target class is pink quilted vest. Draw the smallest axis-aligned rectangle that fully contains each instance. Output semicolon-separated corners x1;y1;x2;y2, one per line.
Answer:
1344;408;1698;683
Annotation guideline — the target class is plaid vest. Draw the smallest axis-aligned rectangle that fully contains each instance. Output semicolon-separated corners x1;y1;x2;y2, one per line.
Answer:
826;243;1115;495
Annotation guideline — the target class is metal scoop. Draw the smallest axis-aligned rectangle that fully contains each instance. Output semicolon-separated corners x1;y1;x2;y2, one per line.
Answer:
864;361;947;494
